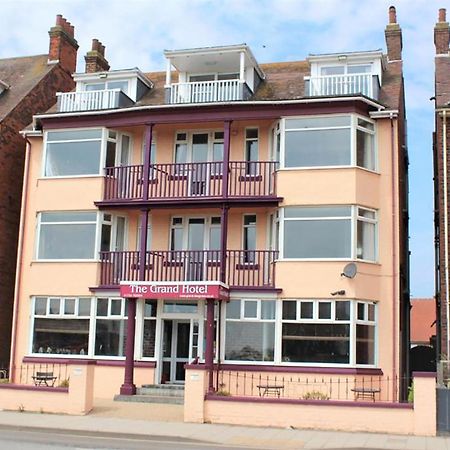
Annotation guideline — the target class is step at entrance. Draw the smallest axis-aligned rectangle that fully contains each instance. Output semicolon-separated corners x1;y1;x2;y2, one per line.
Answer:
114;384;185;405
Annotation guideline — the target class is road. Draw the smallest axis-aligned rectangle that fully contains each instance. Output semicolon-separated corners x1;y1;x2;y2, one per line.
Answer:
0;427;257;450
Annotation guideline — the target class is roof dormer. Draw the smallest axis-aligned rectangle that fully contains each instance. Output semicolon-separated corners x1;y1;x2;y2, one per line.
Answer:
305;50;384;100
56;68;153;112
164;44;264;104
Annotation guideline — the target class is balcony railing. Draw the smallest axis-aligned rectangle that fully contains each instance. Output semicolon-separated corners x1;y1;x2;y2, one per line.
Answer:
103;161;278;202
167;80;251;104
304;74;380;100
99;250;278;289
56;89;134;112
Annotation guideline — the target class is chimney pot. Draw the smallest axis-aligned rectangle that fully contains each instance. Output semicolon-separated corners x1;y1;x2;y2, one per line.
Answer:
389;5;397;24
56;14;63;26
439;8;447;22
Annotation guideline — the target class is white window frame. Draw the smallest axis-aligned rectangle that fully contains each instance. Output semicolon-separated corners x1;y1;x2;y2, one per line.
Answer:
223;298;277;364
280;299;377;368
279;205;378;262
36;211;127;262
42;128;133;179
280;114;377;172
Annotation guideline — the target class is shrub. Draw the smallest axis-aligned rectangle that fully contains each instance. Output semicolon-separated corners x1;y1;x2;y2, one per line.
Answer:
302;390;330;401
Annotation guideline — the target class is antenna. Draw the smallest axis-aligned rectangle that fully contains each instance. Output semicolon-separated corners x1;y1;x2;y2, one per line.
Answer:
341;262;357;279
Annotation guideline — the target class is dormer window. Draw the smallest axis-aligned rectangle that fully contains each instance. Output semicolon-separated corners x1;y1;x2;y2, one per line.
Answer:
306;51;383;100
164;44;264;104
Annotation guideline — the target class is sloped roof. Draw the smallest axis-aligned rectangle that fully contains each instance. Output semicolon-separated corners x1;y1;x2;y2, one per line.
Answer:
0;54;54;121
411;298;436;344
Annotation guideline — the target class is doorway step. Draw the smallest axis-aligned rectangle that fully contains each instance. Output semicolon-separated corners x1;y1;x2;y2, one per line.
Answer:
114;384;184;405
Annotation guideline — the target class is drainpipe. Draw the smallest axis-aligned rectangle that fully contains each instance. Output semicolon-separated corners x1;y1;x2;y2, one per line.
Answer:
9;137;32;382
390;113;398;401
443;110;449;360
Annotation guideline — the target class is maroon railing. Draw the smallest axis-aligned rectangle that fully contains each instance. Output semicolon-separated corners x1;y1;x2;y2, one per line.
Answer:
99;250;278;288
103;161;278;201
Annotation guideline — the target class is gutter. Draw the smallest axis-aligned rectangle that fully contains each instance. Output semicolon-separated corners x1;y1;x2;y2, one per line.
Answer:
33;95;386;121
9;137;32;382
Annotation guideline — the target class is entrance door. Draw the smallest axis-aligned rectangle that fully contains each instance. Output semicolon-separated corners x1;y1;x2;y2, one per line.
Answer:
161;319;193;383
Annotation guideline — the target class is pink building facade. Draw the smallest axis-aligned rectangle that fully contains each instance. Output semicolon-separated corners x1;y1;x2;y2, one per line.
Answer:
10;7;410;415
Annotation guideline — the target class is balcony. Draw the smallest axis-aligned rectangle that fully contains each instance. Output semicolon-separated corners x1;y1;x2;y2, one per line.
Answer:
99;250;278;289
56;89;134;112
166;80;251;104
304;74;380;100
102;161;279;206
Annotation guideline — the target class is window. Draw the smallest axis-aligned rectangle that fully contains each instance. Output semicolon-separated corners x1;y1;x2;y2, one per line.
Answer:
225;299;275;362
85;80;128;93
32;297;91;355
212;132;224;175
281;300;376;365
245;128;259;175
142;300;157;358
45;129;103;176
282;115;376;170
38;212;97;260
281;206;377;261
170;217;184;251
136;215;152;251
95;297;127;357
243;215;256;263
44;129;132;177
209;217;221;260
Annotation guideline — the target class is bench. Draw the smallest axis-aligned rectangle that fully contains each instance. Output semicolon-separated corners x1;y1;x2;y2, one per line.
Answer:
257;384;284;398
32;371;57;387
351;387;380;402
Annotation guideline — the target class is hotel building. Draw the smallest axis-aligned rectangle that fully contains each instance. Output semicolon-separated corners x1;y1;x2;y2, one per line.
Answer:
11;7;409;403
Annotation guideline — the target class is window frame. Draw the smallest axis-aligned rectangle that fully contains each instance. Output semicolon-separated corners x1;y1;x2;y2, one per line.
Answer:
280;299;377;367
280;205;378;262
279;114;377;172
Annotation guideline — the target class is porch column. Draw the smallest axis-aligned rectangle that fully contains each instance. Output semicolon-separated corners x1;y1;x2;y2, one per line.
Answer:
165;58;172;86
239;51;245;82
205;298;215;392
220;206;229;283
142;123;154;201
222;120;232;198
120;298;137;395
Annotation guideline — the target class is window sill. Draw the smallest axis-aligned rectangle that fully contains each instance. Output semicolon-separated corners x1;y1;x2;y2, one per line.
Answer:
277;166;380;175
32;259;100;263
38;175;103;180
276;258;380;265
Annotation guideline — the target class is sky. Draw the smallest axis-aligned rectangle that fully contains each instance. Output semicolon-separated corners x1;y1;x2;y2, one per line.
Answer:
0;0;440;298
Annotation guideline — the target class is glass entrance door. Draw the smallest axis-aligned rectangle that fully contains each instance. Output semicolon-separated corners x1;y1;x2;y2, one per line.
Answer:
190;133;209;196
187;218;206;281
161;319;191;383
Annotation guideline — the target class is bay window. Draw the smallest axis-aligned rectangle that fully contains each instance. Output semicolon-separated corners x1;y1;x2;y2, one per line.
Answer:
44;128;131;177
281;205;377;261
282;114;375;170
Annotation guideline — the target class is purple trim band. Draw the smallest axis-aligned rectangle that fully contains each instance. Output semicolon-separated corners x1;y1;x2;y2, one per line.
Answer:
22;356;156;368
185;363;383;376
412;371;437;378
0;384;68;393
205;394;412;410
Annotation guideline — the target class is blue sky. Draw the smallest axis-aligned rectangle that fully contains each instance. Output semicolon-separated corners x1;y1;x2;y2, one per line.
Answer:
0;0;438;298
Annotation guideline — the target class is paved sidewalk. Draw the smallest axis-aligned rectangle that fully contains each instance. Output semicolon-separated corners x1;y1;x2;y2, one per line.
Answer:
0;400;448;449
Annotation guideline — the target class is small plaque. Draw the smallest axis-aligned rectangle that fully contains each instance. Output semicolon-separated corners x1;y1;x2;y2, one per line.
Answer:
190;373;199;381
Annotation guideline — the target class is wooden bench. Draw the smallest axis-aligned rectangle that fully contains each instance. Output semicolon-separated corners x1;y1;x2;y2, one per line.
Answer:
351;387;380;402
32;372;57;387
257;384;284;398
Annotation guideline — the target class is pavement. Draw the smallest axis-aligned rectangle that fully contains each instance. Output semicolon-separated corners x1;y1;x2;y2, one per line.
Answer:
0;398;449;449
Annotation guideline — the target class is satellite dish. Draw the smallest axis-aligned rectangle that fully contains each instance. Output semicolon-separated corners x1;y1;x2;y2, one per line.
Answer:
342;263;357;279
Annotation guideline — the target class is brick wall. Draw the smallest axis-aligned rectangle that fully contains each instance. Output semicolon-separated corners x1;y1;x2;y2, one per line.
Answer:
0;65;75;363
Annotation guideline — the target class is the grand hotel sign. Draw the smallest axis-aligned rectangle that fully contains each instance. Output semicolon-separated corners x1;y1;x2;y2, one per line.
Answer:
120;281;229;300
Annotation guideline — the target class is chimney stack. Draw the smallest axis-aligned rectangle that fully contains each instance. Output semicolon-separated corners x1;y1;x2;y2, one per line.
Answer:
84;39;110;73
48;14;79;74
385;6;402;62
434;8;450;55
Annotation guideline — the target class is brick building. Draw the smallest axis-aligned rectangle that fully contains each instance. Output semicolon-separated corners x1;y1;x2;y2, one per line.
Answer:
0;15;78;364
434;8;450;361
12;5;410;412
